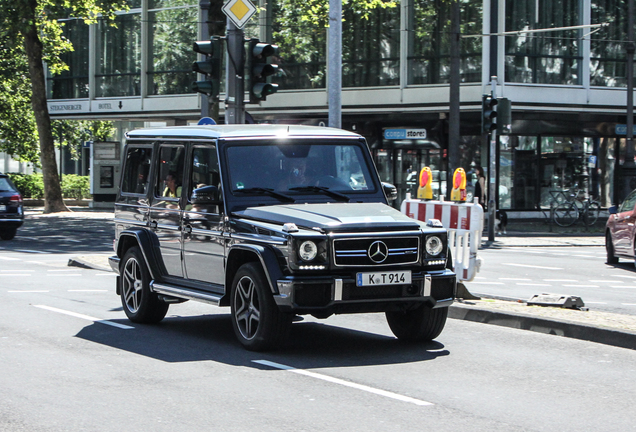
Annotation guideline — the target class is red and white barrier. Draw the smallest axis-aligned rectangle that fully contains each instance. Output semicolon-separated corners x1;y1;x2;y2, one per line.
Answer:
401;198;484;282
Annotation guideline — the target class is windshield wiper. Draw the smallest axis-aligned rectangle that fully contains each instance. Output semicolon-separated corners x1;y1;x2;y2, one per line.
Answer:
232;187;295;203
289;186;350;202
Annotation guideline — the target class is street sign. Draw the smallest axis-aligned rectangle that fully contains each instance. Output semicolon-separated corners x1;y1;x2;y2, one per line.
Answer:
383;129;427;140
222;0;256;29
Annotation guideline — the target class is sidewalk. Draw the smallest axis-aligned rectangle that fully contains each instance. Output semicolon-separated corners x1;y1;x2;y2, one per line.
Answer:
26;207;633;350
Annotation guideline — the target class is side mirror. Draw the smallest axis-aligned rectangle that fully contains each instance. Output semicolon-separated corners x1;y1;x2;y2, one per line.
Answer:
608;205;618;215
382;182;398;202
191;185;221;205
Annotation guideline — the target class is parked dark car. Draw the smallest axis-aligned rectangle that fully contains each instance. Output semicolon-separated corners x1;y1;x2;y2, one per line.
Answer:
0;173;24;240
109;125;456;351
606;189;636;264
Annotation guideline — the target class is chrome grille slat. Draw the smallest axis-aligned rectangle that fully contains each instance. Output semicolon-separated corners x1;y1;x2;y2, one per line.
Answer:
333;236;420;267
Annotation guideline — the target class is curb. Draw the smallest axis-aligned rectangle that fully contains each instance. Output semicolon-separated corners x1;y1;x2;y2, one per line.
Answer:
67;256;112;272
449;304;636;350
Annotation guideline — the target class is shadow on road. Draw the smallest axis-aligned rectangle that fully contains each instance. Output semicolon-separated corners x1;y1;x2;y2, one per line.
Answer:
75;313;449;369
2;216;114;254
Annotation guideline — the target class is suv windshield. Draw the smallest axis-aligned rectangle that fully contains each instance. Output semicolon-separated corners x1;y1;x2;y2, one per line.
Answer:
225;141;376;197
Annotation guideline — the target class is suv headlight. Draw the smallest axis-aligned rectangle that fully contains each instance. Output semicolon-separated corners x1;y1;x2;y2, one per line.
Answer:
299;240;318;261
425;235;444;256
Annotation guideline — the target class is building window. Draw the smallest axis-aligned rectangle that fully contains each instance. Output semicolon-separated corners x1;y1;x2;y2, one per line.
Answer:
499;136;538;210
342;5;400;87
148;1;198;95
591;0;630;87
271;0;400;89
95;11;142;97
47;19;89;99
272;0;327;89
505;0;581;85
408;0;482;85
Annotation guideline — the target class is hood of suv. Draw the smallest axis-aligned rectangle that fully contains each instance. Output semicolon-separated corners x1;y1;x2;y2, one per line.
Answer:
235;202;423;231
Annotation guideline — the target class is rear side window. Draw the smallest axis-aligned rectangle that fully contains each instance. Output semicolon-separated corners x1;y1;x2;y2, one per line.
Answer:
121;147;153;195
0;177;17;192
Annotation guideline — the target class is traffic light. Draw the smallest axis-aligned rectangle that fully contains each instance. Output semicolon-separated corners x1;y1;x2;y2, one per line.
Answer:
481;93;498;134
247;39;279;103
497;97;512;134
192;37;223;100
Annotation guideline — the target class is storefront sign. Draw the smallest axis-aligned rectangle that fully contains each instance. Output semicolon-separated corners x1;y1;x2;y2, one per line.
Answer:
383;129;427;140
615;124;636;135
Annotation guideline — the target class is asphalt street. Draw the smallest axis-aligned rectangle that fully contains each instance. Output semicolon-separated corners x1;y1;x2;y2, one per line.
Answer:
1;208;635;431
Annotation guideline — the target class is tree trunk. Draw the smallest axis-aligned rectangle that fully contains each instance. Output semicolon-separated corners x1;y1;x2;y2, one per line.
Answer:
22;13;69;214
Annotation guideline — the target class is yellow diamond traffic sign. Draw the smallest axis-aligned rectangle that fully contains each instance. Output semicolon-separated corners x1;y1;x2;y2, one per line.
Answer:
222;0;257;29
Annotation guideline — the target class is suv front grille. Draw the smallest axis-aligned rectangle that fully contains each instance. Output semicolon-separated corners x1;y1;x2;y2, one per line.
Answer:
333;237;419;267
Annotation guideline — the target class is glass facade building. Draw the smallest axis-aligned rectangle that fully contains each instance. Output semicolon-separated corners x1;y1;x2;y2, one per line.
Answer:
45;0;636;212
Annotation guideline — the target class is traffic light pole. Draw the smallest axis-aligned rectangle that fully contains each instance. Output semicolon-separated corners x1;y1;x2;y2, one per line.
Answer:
225;21;245;125
487;76;498;242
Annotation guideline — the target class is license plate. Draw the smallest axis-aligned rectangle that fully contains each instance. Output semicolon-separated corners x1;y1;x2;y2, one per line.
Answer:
356;270;412;287
0;205;5;212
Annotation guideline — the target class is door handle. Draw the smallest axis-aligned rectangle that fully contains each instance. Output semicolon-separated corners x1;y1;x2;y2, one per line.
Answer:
149;220;158;229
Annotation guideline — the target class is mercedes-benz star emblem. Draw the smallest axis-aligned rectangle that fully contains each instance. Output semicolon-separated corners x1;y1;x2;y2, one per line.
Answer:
368;241;389;263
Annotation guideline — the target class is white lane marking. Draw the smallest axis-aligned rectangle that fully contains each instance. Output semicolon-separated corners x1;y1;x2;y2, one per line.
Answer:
68;290;108;292
573;255;595;258
610;286;636;289
8;290;49;293
467;282;505;285
562;284;599;288
0;256;20;261
502;263;563;270
2;274;32;276
498;278;531;281
614;275;636;279
585;301;607;304
95;273;116;276
48;274;82;277
622;303;636;306
544;279;578;282
589;280;622;283
48;269;81;272
33;305;133;329
253;360;433;407
516;283;552;287
15;249;48;254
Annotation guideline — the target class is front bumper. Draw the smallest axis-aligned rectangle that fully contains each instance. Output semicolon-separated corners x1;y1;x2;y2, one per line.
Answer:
273;269;456;314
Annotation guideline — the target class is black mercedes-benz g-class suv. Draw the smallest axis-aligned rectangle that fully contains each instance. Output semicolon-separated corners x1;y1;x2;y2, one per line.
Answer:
109;125;456;351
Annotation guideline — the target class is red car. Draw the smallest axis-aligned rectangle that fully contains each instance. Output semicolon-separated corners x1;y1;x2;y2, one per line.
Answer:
605;190;636;264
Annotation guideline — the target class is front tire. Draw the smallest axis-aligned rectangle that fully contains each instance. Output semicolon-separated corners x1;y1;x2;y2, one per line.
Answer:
230;262;292;351
386;305;448;342
606;232;619;264
120;247;169;323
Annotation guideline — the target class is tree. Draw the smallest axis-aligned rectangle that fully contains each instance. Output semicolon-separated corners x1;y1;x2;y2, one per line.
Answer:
0;0;126;213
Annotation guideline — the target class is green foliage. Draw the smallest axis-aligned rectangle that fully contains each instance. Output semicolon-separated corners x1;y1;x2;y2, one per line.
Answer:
7;173;90;199
51;120;115;160
0;0;125;164
7;173;45;199
60;174;90;200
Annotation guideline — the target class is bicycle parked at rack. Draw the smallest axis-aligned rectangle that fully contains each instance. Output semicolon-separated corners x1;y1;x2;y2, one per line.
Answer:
549;189;601;227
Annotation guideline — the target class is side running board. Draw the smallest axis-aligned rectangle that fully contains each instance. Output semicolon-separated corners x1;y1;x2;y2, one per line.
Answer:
150;282;224;306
